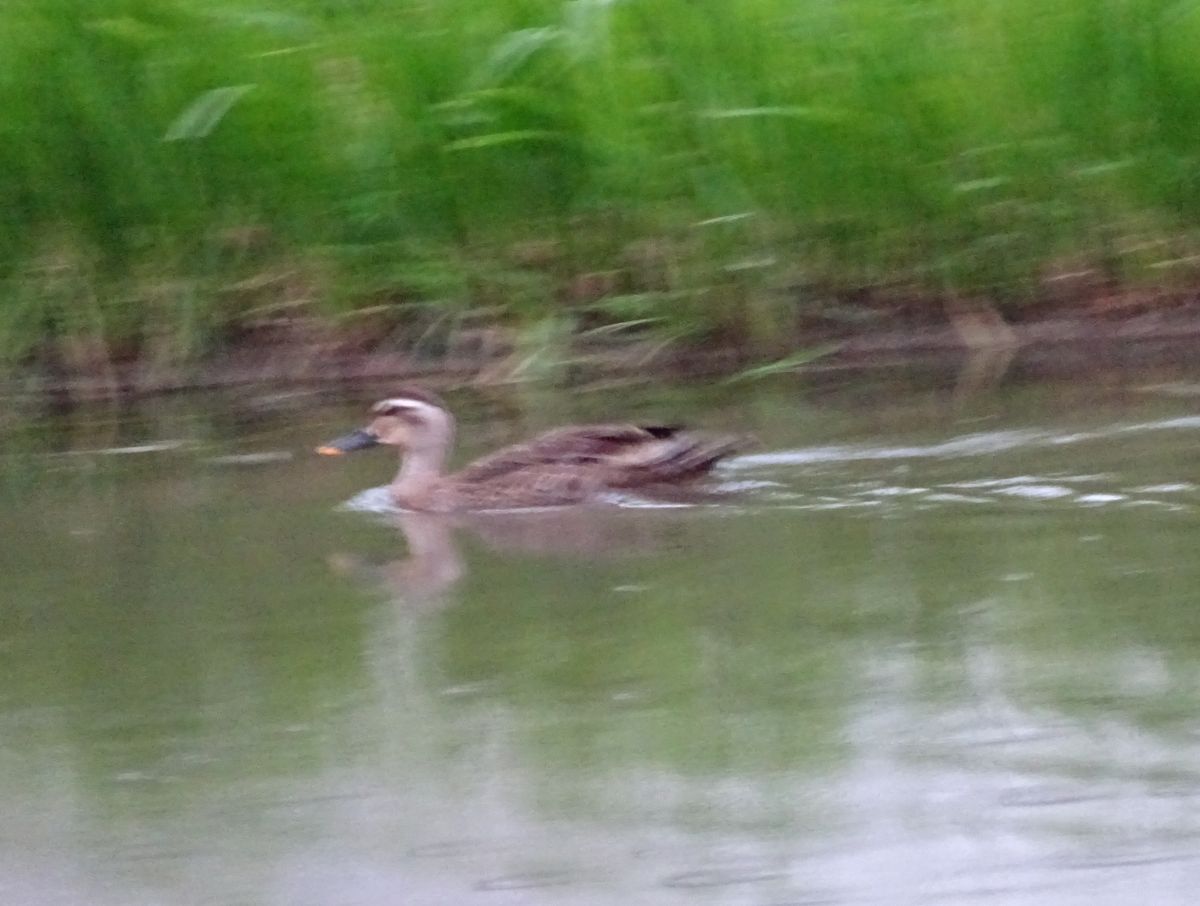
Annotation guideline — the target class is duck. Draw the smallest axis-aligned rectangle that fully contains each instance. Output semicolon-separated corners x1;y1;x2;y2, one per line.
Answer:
316;387;745;511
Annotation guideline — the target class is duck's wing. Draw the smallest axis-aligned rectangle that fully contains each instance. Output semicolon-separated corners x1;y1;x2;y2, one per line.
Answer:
454;424;666;482
454;424;742;486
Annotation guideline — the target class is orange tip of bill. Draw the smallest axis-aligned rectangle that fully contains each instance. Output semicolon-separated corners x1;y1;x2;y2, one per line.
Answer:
315;446;344;456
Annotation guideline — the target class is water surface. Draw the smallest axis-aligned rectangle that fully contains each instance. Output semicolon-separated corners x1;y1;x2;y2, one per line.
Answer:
3;362;1200;905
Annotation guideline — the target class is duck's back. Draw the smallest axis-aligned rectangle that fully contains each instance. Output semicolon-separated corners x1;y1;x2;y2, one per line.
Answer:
439;423;741;508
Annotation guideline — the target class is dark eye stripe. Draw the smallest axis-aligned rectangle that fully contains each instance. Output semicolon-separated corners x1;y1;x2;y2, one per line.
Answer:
387;407;424;423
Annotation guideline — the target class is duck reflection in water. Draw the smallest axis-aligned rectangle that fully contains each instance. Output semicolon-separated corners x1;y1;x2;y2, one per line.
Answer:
329;505;693;604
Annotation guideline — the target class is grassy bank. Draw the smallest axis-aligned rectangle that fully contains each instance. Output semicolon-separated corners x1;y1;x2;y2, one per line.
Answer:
4;0;1200;379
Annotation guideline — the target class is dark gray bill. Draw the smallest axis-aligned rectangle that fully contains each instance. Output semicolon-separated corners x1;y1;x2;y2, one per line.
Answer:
316;429;380;456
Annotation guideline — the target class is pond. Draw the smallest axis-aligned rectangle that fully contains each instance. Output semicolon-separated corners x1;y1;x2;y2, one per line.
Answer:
3;355;1200;905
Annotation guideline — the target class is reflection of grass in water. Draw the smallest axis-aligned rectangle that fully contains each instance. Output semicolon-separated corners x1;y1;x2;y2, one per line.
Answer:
436;513;888;790
434;492;1200;817
894;507;1200;741
8;1;1200;367
0;458;385;823
434;587;853;828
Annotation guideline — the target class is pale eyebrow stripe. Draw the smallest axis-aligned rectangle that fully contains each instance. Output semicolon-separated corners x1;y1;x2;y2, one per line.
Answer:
374;398;441;415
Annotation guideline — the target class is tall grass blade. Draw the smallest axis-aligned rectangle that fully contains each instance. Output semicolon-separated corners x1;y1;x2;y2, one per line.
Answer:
163;85;256;141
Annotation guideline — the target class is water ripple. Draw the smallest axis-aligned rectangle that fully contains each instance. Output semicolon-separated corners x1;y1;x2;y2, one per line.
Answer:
474;870;576;891
1055;848;1200;871
729;414;1200;470
661;867;786;889
999;785;1115;808
409;839;507;859
993;484;1074;499
340;486;400;514
753;476;1191;514
723;413;1200;516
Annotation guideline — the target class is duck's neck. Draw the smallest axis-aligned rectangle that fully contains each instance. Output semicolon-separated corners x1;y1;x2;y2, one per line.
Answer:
391;443;450;506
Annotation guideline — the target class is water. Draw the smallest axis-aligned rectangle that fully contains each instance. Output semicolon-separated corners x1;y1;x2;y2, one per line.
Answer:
3;362;1200;905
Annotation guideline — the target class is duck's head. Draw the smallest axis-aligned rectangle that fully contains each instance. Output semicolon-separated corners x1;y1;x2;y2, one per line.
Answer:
317;388;456;458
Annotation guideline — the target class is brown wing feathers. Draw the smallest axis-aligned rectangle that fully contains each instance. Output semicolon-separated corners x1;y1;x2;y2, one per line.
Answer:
454;425;661;481
454;423;738;487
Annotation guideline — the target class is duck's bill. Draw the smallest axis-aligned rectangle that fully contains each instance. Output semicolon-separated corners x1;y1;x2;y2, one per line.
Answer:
316;429;380;456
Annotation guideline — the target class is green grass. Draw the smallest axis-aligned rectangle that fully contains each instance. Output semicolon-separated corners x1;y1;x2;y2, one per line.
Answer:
4;0;1200;374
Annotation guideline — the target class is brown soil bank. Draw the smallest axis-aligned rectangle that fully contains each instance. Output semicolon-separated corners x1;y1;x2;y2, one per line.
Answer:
12;286;1200;399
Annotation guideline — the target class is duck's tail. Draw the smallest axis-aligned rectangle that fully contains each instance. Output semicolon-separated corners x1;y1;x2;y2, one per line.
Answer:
617;430;753;485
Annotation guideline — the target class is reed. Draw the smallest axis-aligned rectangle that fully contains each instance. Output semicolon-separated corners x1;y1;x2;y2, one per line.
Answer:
3;0;1199;373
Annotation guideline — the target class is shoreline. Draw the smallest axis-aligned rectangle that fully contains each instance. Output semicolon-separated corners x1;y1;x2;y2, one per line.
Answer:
9;300;1200;400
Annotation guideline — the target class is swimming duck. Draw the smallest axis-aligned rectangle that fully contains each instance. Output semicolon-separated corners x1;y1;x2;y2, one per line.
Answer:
317;387;744;511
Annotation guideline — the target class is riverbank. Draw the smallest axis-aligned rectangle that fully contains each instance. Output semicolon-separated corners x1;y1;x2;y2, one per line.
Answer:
10;281;1200;400
6;0;1200;392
